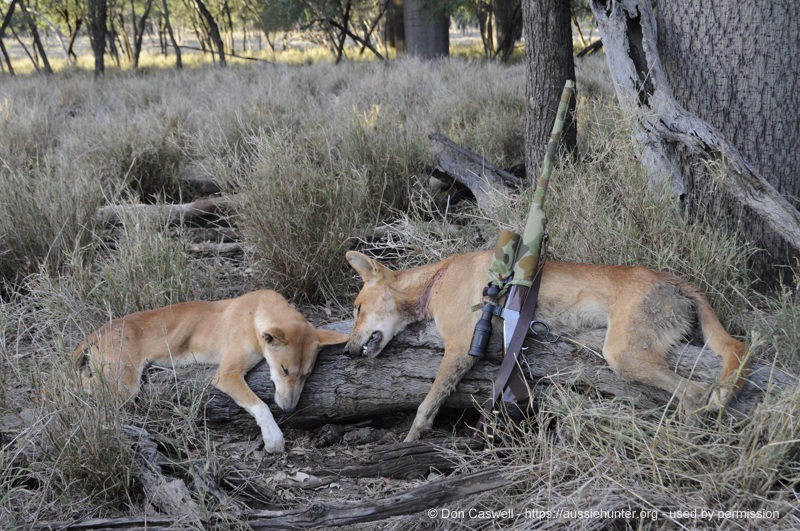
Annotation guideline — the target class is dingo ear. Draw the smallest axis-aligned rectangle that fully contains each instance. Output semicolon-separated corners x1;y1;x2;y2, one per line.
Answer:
316;329;349;347
346;251;392;284
263;328;288;346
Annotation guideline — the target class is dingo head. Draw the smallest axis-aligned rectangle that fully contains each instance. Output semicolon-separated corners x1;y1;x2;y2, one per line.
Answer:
260;322;348;413
345;251;413;359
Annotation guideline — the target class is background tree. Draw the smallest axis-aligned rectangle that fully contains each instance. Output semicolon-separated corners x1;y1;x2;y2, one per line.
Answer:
656;0;800;282
87;0;108;76
523;0;575;181
193;0;227;65
589;0;800;285
159;0;182;67
403;0;448;58
0;1;18;74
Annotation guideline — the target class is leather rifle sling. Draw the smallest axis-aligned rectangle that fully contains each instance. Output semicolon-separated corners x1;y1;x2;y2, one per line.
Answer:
492;265;543;407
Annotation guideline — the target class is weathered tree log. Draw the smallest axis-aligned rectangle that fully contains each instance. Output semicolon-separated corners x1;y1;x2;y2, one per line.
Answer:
144;319;796;437
94;196;234;227
428;132;524;211
37;468;509;530
185;241;247;256
310;437;483;479
122;425;201;521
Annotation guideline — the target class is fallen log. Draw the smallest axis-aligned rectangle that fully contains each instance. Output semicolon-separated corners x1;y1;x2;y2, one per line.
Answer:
94;196;234;228
37;468;510;530
310;437;483;479
428;132;524;212
143;319;796;436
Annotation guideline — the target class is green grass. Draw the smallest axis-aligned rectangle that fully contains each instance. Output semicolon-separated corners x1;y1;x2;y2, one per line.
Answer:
0;52;797;527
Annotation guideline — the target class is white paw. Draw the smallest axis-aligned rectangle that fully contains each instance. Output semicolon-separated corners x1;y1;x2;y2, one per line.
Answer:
262;431;285;453
707;388;728;411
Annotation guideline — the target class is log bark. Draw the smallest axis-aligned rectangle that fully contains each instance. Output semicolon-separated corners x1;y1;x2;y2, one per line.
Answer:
144;319;796;436
428;132;524;211
37;468;509;530
588;0;800;283
94;196;234;227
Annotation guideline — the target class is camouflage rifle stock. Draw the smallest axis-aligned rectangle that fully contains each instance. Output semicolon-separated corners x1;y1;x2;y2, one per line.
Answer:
484;80;575;410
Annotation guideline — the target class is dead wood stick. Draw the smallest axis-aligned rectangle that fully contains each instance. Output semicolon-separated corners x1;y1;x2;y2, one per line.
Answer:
246;467;510;529
121;425;201;521
37;468;509;530
428;132;524;211
94;196;235;227
310;437;483;479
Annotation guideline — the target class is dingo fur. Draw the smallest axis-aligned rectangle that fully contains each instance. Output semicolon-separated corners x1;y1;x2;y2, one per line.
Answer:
73;290;348;453
345;251;746;441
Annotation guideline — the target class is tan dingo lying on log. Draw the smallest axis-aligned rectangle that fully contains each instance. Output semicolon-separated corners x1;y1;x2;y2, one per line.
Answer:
344;251;747;441
73;290;348;453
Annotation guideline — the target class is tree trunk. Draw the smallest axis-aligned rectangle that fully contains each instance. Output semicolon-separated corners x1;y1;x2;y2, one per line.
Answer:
143;320;793;435
131;0;153;69
160;0;182;69
0;0;18;75
194;0;226;66
523;0;576;182
87;0;107;76
589;0;800;287
403;0;448;58
18;0;53;74
385;0;405;53
493;0;522;62
656;0;800;285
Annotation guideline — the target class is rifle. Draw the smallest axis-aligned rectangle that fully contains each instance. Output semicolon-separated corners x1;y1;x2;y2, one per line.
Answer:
469;80;575;419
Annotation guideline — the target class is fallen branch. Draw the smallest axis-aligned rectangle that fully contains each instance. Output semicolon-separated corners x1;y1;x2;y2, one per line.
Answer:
428;132;524;211
95;196;234;227
186;241;247;256
122;425;201;521
38;468;509;529
310;437;482;479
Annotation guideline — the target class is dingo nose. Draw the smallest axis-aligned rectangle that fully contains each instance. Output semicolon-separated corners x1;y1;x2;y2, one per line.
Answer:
281;404;295;414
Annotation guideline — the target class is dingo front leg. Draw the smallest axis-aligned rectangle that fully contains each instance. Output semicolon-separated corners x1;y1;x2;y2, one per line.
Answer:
214;369;285;453
405;348;477;441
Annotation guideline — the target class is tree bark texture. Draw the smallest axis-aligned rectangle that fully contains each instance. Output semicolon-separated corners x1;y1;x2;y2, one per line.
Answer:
403;0;449;58
143;319;794;436
589;0;800;285
385;0;405;53
160;0;182;68
656;1;800;211
523;0;576;182
492;0;522;62
87;0;107;76
193;0;226;66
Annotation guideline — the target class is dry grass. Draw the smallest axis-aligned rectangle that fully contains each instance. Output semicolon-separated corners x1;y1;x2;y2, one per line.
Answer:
0;52;797;528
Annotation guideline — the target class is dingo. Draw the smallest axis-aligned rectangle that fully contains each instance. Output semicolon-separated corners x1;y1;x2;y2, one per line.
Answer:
73;290;348;453
345;251;746;441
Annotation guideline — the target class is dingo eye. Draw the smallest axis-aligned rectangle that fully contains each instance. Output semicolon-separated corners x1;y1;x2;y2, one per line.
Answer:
355;304;361;317
281;366;289;377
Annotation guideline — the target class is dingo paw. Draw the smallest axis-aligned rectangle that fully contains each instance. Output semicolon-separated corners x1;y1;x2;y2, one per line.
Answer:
262;433;285;454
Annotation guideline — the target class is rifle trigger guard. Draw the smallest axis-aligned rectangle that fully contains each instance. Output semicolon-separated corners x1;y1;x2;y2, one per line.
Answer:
529;320;561;343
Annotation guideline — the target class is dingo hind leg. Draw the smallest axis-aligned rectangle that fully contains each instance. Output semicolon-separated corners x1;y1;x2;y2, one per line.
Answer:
668;277;747;408
603;284;707;414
